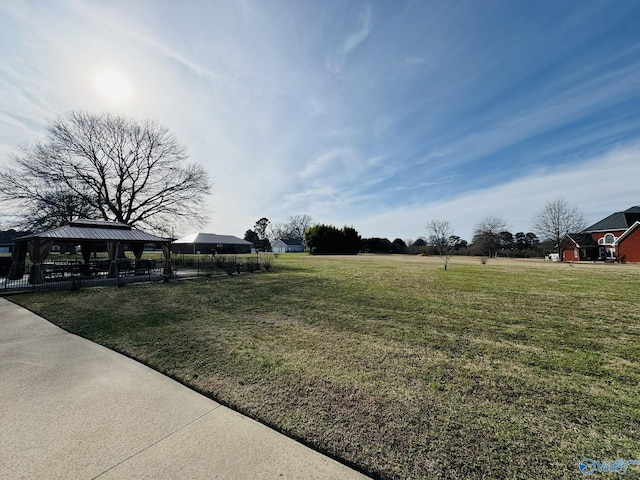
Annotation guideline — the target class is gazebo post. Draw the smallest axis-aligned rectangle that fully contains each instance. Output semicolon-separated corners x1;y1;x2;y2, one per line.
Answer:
161;242;173;277
106;241;120;278
28;238;54;284
80;242;93;264
7;240;28;280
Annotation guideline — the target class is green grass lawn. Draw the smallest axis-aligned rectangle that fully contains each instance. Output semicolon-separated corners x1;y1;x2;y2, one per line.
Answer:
10;255;640;479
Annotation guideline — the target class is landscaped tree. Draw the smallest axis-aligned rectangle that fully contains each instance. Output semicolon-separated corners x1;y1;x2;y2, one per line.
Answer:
362;237;392;253
244;229;260;249
426;219;455;270
449;236;469;252
254;217;270;238
532;198;587;259
409;238;428;255
514;232;529;251
342;226;362;253
513;232;540;255
0;110;211;234
526;232;540;249
304;224;361;254
391;238;407;254
253;217;271;251
472;216;508;258
499;231;514;254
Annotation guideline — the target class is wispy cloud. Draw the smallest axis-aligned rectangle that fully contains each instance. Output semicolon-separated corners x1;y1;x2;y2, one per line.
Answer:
65;1;238;86
394;177;455;191
325;4;373;74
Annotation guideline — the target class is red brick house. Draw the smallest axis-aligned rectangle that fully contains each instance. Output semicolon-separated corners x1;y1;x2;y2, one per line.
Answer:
564;206;640;263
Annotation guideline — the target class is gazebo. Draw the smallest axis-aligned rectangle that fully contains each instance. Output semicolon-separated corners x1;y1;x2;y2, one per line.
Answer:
7;220;172;284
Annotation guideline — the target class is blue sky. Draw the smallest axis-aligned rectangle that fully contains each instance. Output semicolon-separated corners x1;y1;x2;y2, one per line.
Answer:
1;0;639;241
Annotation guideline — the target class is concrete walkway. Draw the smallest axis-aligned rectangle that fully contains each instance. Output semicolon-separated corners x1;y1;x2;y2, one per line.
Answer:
0;298;370;480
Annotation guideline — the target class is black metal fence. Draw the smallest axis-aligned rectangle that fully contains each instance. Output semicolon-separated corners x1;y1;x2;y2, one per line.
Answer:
172;254;265;276
0;254;276;294
0;259;166;294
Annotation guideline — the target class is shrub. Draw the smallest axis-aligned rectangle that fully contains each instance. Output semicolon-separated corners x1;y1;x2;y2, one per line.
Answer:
259;252;276;271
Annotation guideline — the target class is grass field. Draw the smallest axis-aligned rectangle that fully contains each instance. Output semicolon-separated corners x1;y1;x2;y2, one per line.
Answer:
10;255;640;479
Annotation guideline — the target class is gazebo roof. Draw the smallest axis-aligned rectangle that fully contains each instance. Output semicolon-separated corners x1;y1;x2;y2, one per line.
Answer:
16;220;169;243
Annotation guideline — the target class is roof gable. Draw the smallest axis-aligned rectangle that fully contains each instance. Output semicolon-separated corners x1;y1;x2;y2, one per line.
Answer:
616;221;640;245
566;233;597;248
280;238;303;246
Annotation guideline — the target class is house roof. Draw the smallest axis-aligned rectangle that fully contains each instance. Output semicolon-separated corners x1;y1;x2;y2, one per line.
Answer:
173;233;252;245
276;238;303;246
584;206;640;233
15;220;169;243
566;233;598;248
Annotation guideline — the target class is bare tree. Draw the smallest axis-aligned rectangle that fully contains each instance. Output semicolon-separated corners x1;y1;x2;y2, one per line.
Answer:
287;214;313;240
0;110;211;234
426;219;455;270
268;214;313;241
472;216;508;258
533;198;587;259
268;222;287;243
25;188;98;231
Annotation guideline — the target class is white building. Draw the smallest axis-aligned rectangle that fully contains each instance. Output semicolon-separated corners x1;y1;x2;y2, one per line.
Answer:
272;238;305;253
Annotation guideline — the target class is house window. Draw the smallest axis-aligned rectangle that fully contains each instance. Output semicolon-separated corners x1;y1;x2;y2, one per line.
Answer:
603;233;615;245
598;238;604;245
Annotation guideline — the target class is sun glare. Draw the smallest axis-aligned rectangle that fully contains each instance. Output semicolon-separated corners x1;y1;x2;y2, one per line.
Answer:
93;68;132;103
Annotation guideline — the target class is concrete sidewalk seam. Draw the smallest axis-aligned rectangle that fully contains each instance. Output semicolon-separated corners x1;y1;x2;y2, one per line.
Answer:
91;404;223;479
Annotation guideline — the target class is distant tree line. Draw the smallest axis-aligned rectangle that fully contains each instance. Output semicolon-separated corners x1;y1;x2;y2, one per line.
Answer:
242;217;546;258
361;238;408;254
359;231;543;258
243;198;583;260
470;216;542;258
